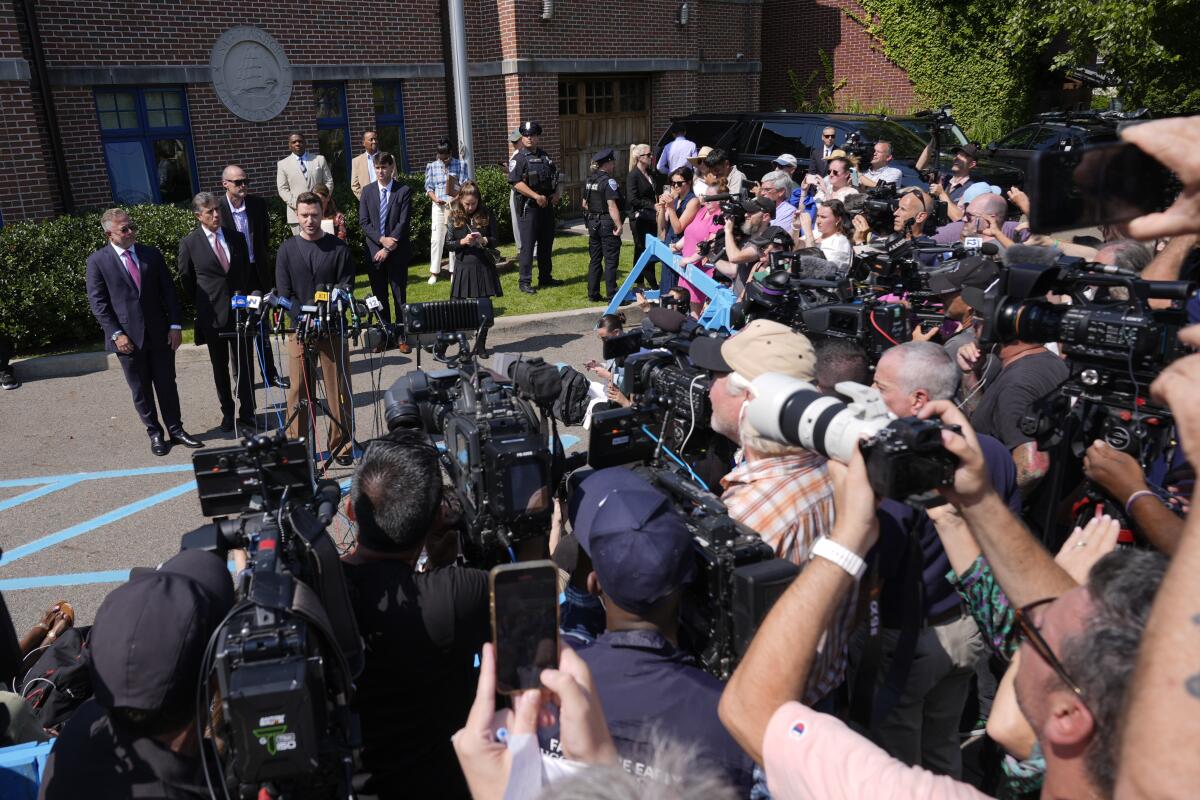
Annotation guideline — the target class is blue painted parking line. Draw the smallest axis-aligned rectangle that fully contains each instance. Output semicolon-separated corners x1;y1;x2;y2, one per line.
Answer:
0;463;193;489
0;480;198;567
0;480;78;513
0;569;133;591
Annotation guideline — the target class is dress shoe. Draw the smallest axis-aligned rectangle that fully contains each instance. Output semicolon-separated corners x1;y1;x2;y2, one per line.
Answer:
428;274;439;285
397;342;413;354
219;413;235;432
519;284;537;295
588;294;602;302
169;429;204;449
539;277;565;288
271;376;291;390
150;433;170;457
236;418;257;437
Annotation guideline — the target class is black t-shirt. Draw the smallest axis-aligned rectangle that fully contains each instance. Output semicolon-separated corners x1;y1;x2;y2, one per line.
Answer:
39;699;211;800
970;350;1068;449
342;560;489;799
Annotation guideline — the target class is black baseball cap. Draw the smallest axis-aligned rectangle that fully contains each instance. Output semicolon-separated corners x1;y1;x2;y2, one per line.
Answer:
751;225;793;249
952;143;981;161
740;196;776;216
91;551;234;717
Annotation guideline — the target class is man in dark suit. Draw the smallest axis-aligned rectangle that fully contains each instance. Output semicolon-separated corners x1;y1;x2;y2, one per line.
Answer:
358;151;413;353
219;164;288;390
179;192;257;435
86;208;203;456
814;126;839;176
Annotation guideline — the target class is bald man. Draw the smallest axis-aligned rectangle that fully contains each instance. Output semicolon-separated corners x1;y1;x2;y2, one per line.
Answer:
932;192;1027;247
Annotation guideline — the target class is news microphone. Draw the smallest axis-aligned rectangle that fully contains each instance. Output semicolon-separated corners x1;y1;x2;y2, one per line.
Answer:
246;290;263;311
798;255;844;280
1001;244;1061;270
314;284;330;332
231;293;248;311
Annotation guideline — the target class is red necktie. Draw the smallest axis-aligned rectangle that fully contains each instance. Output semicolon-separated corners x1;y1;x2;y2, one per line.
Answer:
122;250;141;292
211;233;230;273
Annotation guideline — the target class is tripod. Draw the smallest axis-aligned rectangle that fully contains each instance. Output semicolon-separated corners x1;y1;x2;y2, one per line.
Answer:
282;327;363;472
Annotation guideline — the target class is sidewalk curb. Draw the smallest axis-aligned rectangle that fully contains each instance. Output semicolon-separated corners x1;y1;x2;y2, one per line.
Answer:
13;304;612;381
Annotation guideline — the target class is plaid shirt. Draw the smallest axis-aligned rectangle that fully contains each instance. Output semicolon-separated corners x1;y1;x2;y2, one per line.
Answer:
721;451;853;702
424;158;469;202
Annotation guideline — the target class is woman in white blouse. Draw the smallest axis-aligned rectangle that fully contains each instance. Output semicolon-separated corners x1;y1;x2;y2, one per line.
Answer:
794;199;853;272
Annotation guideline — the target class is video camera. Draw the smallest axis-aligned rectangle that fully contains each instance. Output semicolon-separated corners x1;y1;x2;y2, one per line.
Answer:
182;432;364;800
383;299;582;566
842;130;874;166
746;375;960;505
970;248;1195;467
640;466;799;680
587;315;715;470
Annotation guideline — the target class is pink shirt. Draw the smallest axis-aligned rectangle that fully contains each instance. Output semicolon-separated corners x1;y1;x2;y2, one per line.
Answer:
763;702;992;800
680;205;721;259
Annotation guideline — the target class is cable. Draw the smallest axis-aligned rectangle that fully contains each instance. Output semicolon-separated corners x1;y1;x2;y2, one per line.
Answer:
680;374;705;455
956;341;999;411
639;425;710;491
869;308;902;346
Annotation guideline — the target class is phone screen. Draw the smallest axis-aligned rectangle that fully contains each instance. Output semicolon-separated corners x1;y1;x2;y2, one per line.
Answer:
490;561;559;693
1027;141;1176;234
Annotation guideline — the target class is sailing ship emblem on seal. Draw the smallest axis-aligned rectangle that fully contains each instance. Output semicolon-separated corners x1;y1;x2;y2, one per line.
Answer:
211;27;293;122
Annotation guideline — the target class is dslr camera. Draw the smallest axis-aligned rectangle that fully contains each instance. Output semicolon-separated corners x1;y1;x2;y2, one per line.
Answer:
182;432;365;800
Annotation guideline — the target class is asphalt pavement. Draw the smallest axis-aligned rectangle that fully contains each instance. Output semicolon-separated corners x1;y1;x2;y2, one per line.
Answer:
0;305;622;633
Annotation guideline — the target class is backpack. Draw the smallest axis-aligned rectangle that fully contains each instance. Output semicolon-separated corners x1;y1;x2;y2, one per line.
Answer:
554;366;592;426
19;625;93;734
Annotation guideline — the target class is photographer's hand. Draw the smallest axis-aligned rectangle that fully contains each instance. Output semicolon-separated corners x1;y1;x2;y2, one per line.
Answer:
827;447;880;555
1083;441;1149;506
1054;512;1120;585
917;400;990;508
851;213;872;244
1123;116;1200;238
1006;186;1030;217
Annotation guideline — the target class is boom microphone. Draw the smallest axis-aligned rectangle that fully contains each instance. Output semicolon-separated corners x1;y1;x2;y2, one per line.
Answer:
798;255;844;281
1001;244;1061;270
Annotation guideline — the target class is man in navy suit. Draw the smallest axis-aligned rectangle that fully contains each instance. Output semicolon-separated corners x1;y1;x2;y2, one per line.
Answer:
179;192;256;436
86;208;203;456
358;151;413;353
219;164;287;390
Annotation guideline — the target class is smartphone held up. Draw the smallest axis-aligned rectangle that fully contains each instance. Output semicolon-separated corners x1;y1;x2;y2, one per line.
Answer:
490;560;560;694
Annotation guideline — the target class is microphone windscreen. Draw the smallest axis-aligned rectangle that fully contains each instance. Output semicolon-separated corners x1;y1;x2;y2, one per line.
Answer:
798;256;844;280
1002;244;1059;269
979;241;999;256
647;306;687;333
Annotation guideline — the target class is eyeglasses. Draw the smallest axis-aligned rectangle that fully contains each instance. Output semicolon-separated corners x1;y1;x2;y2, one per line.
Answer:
1013;597;1089;706
226;178;247;186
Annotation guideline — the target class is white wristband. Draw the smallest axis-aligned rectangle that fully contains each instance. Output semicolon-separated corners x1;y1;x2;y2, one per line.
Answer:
811;536;866;579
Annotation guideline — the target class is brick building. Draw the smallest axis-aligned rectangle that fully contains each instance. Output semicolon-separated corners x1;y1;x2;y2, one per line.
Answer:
0;1;919;224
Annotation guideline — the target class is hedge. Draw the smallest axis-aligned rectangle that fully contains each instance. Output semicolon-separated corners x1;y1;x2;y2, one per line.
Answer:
0;165;551;352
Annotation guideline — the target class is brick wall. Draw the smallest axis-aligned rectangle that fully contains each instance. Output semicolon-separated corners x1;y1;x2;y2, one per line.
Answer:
760;0;916;113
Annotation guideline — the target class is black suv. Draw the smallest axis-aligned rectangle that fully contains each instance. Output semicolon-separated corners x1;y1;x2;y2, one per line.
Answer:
984;112;1122;175
657;112;1023;190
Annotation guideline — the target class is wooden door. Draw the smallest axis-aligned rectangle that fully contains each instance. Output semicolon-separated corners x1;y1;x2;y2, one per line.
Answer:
557;76;651;210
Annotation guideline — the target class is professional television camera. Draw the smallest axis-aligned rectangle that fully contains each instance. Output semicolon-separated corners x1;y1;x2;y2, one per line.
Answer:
587;311;715;471
640;465;799;680
746;375;960;505
969;246;1195;468
842;130;874;166
382;299;582;566
181;432;364;800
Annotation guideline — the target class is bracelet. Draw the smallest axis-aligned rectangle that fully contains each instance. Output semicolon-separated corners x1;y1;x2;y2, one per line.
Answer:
1125;489;1158;517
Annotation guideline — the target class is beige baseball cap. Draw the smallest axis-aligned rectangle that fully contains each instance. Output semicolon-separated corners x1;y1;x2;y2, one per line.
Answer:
690;320;816;382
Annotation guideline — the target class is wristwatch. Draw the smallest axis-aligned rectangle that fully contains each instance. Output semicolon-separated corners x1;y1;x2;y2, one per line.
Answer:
111;330;124;342
811;537;867;579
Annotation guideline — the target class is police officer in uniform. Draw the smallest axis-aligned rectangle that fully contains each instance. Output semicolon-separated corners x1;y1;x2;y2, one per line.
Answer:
583;148;624;302
508;121;562;294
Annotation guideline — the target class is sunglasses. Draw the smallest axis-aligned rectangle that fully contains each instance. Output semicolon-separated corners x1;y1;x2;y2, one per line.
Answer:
226;178;247;186
828;169;843;176
670;180;687;187
114;224;138;234
1013;597;1089;707
822;133;836;139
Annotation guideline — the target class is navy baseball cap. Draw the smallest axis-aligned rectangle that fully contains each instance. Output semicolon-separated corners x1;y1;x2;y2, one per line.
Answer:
91;550;234;716
519;120;542;136
593;148;615;165
571;468;695;615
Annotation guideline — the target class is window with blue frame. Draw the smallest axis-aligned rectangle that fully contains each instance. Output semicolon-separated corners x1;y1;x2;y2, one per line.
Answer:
95;87;197;205
372;82;409;172
314;82;351;184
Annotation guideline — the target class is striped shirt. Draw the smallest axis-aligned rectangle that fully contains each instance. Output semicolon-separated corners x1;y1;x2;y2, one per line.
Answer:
721;451;853;702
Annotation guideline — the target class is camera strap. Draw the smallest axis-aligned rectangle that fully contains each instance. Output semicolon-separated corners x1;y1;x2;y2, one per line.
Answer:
848;528;924;730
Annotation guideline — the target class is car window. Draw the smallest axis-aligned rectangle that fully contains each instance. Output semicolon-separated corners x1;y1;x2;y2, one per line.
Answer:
845;120;926;159
683;119;741;150
1032;126;1074;151
755;120;813;159
994;125;1038;149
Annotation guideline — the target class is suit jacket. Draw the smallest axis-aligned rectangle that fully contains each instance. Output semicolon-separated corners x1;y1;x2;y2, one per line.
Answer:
218;194;272;292
814;146;837;177
350;151;376;200
177;226;254;345
86;243;181;353
625;168;658;221
359;180;413;266
276;152;334;223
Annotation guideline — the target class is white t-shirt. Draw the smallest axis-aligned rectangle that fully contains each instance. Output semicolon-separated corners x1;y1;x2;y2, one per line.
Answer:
817;233;853;271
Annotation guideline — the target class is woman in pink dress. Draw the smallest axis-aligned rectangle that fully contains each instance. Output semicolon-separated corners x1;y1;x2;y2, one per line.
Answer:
673;180;726;317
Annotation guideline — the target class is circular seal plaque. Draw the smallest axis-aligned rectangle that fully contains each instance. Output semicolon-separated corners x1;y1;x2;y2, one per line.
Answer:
210;27;293;122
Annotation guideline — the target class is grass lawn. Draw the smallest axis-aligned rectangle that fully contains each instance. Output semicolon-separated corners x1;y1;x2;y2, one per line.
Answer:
356;233;604;317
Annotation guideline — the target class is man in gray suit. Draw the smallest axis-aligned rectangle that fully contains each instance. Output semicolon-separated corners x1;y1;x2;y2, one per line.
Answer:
359;152;412;353
276;133;334;234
